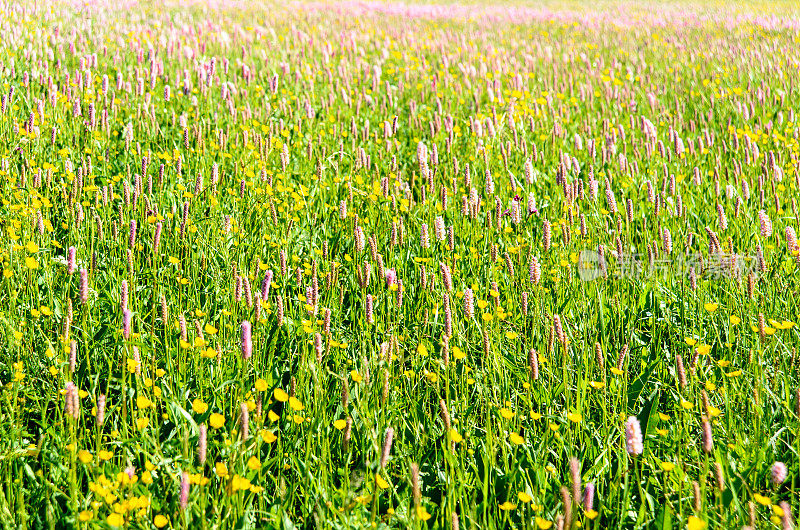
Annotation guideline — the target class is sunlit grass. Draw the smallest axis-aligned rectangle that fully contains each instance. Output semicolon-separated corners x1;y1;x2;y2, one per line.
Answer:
0;1;799;528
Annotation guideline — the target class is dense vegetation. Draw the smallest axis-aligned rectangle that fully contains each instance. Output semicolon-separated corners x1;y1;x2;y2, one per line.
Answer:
1;1;800;528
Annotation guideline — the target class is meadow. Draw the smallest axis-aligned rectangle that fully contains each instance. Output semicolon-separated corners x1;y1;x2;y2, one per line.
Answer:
1;0;800;528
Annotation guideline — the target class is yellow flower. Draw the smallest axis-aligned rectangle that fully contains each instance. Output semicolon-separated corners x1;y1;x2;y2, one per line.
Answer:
98;450;113;461
449;429;463;443
106;513;124;527
685;337;697;346
288;397;304;411
154;515;169;528
333;419;347;430
452;346;466;360
247;456;262;471
215;462;229;478
754;493;772;506
126;358;140;373
209;413;225;429
499;501;517;511
517;492;532;503
273;388;289;402
585;510;599;520
416;506;432;521
417;344;428;356
499;408;514;419
231;474;252;491
192;399;208;414
730;315;741;325
254;379;268;392
687;516;706;530
704;303;718;313
509;432;524;445
660;462;675;472
375;473;390;489
25;256;39;270
78;510;93;522
136;417;149;430
505;331;519;340
696;344;711;355
567;412;582;423
535;517;553;529
77;450;93;464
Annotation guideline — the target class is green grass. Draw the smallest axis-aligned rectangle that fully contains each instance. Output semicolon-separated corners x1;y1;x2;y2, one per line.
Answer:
0;1;799;528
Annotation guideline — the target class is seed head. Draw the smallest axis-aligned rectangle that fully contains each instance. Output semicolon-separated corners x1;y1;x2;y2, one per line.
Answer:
624;416;643;456
772;461;788;486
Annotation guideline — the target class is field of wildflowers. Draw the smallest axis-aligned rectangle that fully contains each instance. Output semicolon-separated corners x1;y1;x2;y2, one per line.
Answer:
2;0;800;528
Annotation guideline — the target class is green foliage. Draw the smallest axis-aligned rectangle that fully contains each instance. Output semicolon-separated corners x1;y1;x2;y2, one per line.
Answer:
0;1;799;529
